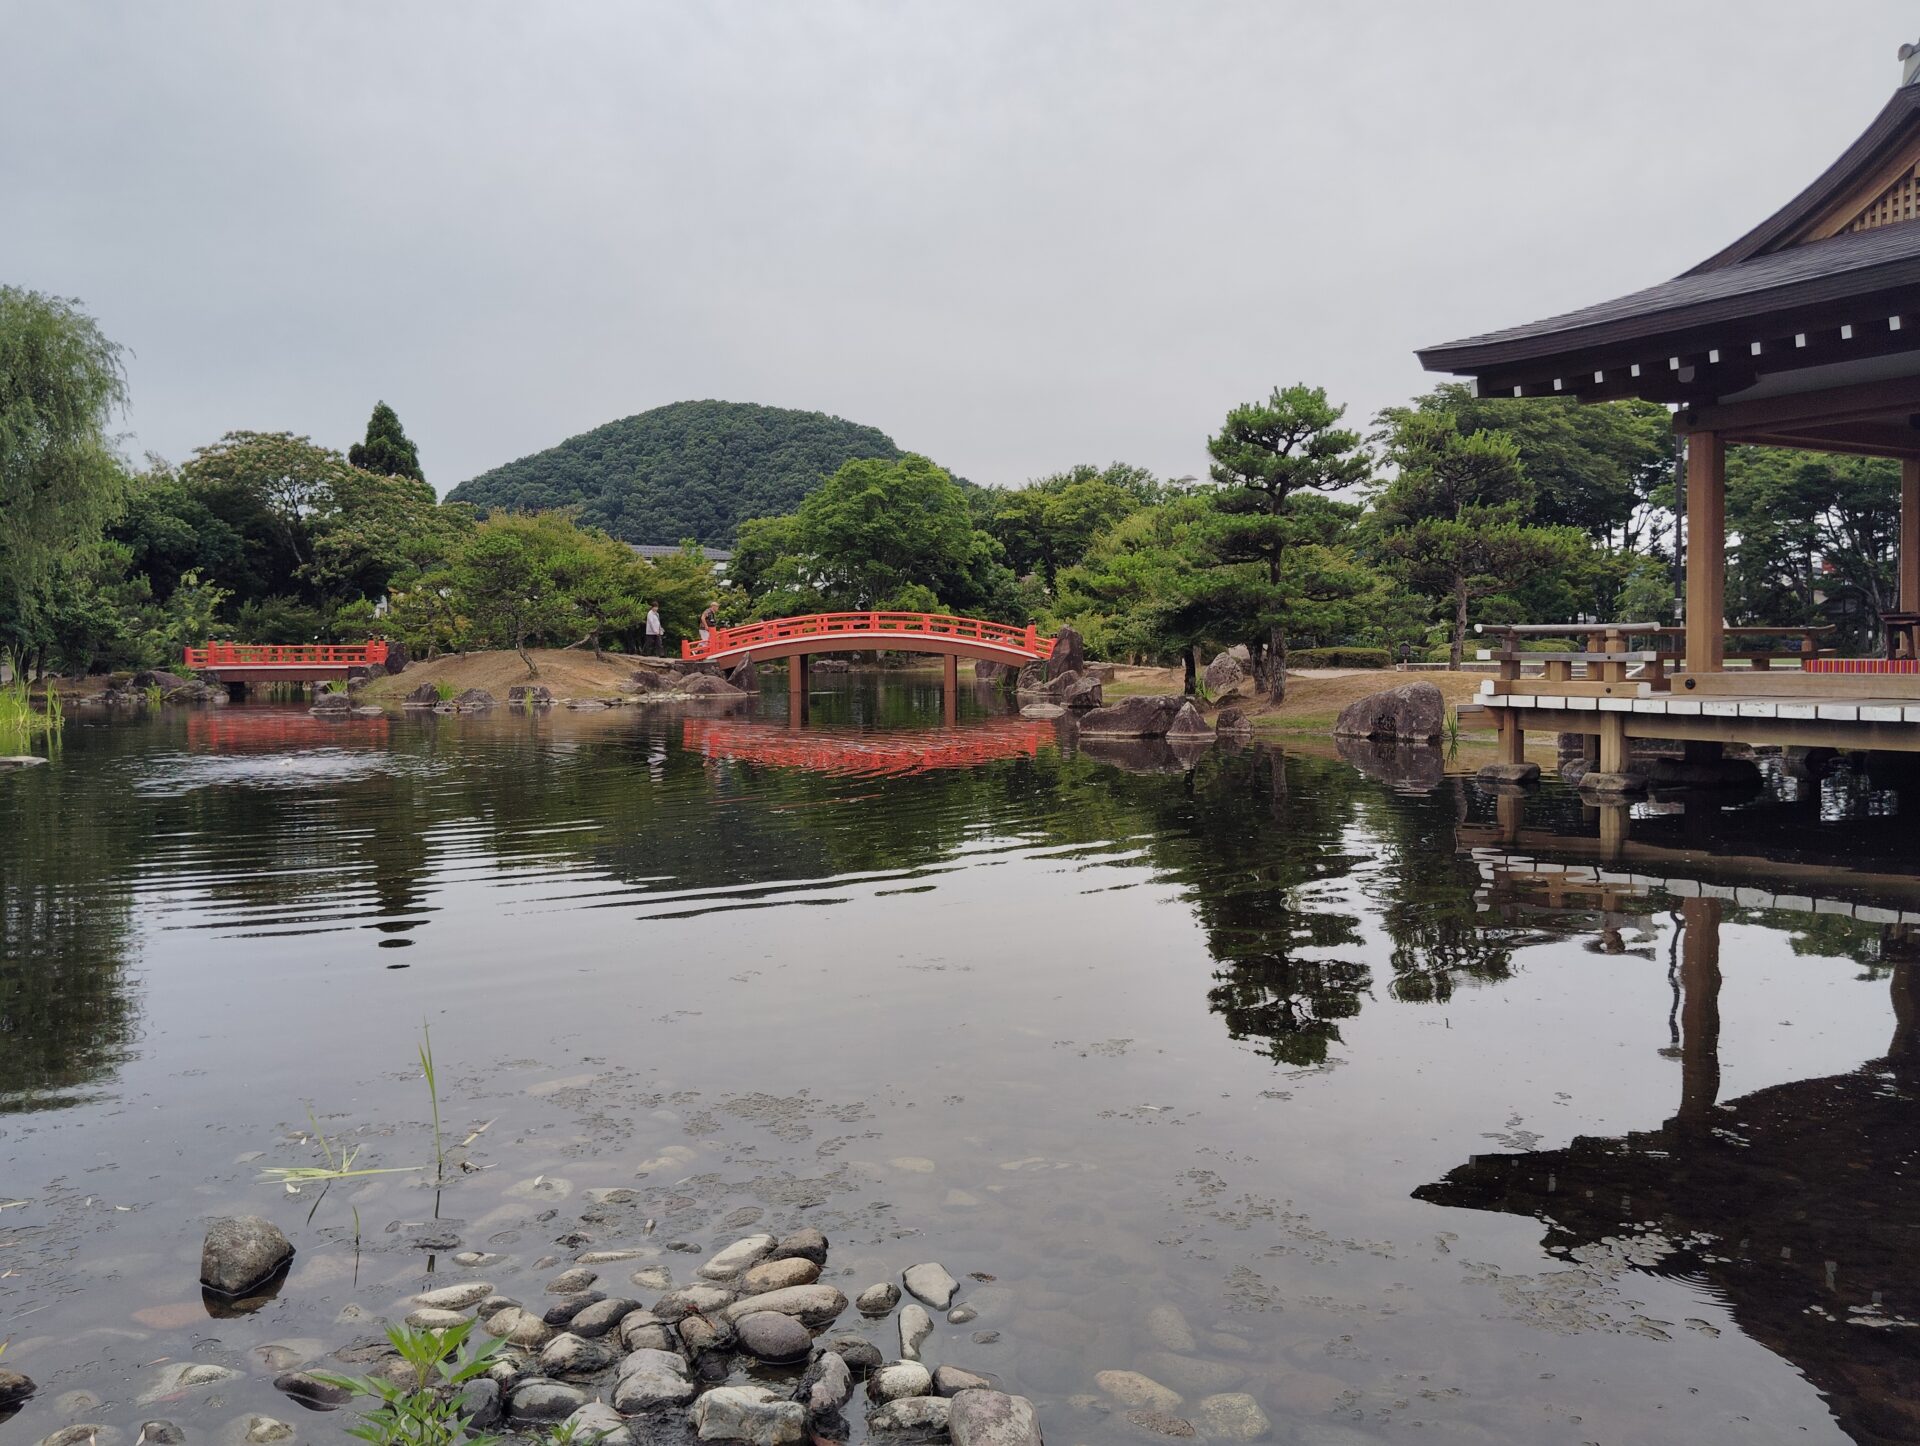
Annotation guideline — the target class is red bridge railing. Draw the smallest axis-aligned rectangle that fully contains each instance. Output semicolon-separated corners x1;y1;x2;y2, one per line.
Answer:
184;640;390;669
684;612;1053;662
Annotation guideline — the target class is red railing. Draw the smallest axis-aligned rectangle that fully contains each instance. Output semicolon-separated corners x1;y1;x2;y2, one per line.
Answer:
684;612;1053;662
682;716;1056;777
183;640;390;669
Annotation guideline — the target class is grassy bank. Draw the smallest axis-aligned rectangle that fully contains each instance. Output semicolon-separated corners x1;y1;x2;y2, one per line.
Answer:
359;649;653;702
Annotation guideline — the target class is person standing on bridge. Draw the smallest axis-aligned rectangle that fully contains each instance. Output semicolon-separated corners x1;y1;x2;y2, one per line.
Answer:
699;602;718;647
643;602;664;656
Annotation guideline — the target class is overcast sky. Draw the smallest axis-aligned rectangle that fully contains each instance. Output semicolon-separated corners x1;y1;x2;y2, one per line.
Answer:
5;2;1915;497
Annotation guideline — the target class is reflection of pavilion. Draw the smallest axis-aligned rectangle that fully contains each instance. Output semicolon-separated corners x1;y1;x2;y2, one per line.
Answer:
679;716;1056;777
1430;802;1920;1444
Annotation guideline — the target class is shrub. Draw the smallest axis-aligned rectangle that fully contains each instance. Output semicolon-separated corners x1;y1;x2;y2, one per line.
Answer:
1290;647;1389;669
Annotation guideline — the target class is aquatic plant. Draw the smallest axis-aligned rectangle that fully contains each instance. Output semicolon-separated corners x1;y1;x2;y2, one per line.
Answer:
0;678;61;753
311;1320;502;1446
259;1108;420;1188
434;680;459;702
143;682;165;709
421;1023;446;1188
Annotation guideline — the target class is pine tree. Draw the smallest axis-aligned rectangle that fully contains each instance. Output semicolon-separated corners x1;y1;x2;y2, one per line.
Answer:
348;401;425;483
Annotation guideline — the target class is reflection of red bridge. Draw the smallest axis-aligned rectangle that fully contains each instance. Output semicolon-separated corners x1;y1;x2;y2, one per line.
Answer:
186;710;390;750
185;640;389;684
682;716;1056;777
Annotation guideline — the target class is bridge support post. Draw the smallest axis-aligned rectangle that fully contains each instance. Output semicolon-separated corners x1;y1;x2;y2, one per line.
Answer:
787;654;809;723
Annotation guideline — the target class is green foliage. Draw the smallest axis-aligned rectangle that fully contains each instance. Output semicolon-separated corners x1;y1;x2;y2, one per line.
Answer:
733;454;1017;619
451;514;588;675
1374;410;1586;668
1198;384;1379;696
1727;447;1899;649
0;288;130;668
1290;647;1389;668
446;400;928;547
348;401;426;483
1383;382;1675;546
982;463;1161;586
0;680;62;754
311;1320;502;1446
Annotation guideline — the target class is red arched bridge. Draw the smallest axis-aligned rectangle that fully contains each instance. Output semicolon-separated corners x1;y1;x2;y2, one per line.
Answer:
185;640;389;686
682;611;1054;668
684;612;1055;721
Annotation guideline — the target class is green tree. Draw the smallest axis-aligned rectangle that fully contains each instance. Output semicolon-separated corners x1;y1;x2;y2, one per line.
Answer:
1374;412;1586;667
0;288;129;671
983;463;1160;587
347;401;426;482
180;431;356;573
736;454;1019;619
450;514;584;675
1726;448;1898;649
1202;384;1376;698
1386;383;1675;549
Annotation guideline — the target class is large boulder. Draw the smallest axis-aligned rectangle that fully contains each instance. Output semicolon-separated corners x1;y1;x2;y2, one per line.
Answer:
309;689;353;714
403;681;441;707
727;659;760;692
132;670;188;692
1214;707;1254;739
949;1389;1044;1446
974;660;1013;686
680;674;746;698
455;688;496;710
1203;651;1246;697
1045;624;1085;680
1332;682;1444;742
506;684;552;705
1165;700;1212;740
201;1216;294;1296
1063;674;1103;710
0;1368;36;1408
692;1386;806;1444
1077;694;1188;738
382;640;410;674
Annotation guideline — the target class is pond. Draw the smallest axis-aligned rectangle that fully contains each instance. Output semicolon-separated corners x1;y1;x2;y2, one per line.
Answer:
2;677;1917;1445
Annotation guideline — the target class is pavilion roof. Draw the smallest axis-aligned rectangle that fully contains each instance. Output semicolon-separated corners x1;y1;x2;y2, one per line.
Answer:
1417;82;1920;412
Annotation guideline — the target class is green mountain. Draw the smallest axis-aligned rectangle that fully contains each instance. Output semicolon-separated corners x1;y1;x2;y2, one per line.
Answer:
446;400;912;546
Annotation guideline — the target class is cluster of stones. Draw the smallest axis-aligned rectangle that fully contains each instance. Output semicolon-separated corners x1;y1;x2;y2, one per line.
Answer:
277;1229;1042;1446
88;668;229;708
398;683;500;713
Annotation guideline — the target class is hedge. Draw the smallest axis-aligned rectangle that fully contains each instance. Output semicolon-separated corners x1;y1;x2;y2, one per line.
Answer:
1290;647;1390;669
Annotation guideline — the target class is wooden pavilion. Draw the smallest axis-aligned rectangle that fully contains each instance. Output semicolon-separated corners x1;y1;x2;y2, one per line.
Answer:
1420;55;1920;767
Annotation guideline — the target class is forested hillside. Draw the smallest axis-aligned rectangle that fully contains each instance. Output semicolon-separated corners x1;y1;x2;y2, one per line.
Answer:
446;400;912;546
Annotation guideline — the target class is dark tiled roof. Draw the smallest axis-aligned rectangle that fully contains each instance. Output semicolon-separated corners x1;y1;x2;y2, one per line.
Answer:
1419;221;1920;374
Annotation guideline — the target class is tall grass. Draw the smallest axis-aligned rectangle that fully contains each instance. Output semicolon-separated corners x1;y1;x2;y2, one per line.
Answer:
0;679;61;754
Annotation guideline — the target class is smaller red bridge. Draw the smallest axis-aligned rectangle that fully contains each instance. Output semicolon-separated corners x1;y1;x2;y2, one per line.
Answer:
683;611;1053;667
185;640;389;683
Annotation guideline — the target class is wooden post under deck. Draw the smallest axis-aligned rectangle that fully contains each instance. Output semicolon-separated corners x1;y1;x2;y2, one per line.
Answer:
1598;713;1628;774
1677;897;1723;1126
1496;711;1525;765
1903;456;1920;612
1685;432;1726;676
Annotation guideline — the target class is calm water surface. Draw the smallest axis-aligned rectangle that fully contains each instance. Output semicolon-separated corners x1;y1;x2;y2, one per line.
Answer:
3;678;1918;1445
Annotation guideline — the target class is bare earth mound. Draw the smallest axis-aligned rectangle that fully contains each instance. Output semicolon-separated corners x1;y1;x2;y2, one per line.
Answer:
360;650;649;703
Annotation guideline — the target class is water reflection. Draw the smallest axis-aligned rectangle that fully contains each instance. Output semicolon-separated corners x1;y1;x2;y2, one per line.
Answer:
8;693;1920;1443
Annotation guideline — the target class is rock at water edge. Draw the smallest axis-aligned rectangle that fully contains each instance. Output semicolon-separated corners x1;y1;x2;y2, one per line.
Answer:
949;1388;1045;1445
902;1261;959;1309
1331;682;1444;742
201;1217;294;1296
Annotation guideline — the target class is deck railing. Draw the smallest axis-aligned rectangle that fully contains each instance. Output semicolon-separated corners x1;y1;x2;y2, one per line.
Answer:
684;611;1053;661
184;640;390;669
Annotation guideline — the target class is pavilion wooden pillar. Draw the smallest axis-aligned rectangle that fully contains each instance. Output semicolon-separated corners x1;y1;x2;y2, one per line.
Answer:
1676;897;1724;1126
1685;432;1726;675
1903;457;1920;611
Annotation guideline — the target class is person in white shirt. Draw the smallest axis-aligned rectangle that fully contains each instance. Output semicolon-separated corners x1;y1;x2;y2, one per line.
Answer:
644;603;664;656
